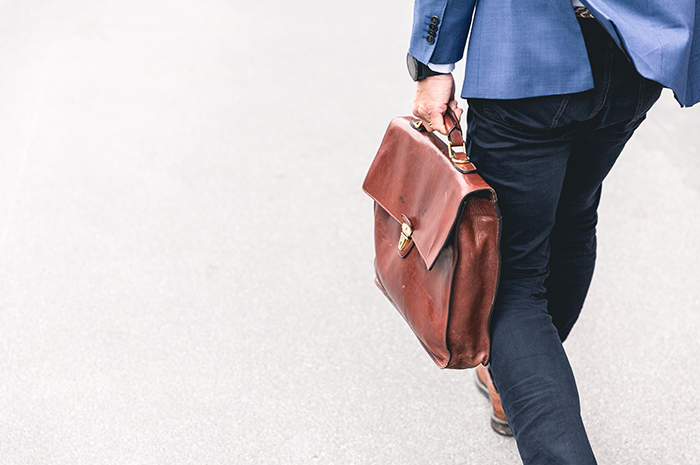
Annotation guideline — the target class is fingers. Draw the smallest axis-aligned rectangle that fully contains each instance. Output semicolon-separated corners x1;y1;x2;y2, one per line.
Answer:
412;104;448;134
448;100;464;122
412;104;435;133
412;103;463;135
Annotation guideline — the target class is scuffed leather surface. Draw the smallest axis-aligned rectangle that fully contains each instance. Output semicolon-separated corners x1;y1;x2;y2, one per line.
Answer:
363;117;501;369
363;117;491;270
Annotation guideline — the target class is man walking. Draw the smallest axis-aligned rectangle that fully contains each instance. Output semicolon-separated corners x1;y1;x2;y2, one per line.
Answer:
406;1;699;462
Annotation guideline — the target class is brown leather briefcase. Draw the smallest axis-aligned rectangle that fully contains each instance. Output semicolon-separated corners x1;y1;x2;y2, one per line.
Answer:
362;110;501;369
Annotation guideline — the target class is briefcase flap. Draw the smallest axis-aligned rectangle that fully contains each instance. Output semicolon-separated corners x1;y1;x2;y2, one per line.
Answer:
363;117;496;270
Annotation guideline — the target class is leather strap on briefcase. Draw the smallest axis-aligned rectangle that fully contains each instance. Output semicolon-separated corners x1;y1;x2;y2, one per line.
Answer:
362;110;501;369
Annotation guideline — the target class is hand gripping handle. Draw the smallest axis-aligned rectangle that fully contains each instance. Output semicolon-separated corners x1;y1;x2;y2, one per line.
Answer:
408;108;470;165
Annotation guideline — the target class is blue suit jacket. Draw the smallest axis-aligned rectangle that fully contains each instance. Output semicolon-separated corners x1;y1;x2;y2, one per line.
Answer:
409;0;700;107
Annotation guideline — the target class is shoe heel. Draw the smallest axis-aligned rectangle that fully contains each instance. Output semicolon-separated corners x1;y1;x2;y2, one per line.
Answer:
490;416;513;436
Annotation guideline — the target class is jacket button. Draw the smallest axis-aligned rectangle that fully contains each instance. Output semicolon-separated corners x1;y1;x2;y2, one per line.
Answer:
430;16;440;25
427;35;435;45
429;23;438;32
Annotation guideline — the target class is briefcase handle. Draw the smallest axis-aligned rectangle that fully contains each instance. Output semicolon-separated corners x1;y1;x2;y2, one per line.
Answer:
443;108;470;165
410;108;470;165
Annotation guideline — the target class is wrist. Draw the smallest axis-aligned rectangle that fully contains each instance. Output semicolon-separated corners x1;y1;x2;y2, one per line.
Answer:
407;53;447;81
427;62;456;74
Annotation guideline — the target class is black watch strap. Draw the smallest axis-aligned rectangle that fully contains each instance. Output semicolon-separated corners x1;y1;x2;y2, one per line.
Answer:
406;53;446;81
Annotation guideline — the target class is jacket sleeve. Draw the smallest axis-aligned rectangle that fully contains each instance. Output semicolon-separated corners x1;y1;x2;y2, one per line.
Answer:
408;0;477;65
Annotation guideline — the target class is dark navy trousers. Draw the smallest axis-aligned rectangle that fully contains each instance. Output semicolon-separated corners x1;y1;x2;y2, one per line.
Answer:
466;18;662;464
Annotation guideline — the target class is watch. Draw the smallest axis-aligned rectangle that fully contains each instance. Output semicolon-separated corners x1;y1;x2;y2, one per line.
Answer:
406;53;446;81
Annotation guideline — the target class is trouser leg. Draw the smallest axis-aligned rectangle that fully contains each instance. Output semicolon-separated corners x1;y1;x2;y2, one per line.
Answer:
544;120;640;341
544;182;600;342
466;97;660;465
540;16;664;342
490;283;596;464
485;121;649;464
467;96;600;463
464;15;663;465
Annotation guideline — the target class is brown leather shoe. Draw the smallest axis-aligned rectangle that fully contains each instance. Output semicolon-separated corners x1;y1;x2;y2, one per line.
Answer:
475;365;513;436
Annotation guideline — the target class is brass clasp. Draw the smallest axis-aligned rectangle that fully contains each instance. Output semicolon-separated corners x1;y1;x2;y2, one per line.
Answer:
398;222;413;253
448;141;470;164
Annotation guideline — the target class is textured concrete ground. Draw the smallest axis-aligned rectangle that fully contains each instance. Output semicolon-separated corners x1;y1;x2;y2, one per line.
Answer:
0;1;699;464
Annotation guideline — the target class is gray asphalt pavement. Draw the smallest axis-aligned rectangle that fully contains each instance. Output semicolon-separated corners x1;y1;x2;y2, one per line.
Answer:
1;1;699;464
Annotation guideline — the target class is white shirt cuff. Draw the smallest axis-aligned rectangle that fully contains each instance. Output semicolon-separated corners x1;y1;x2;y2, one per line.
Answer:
427;62;455;73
